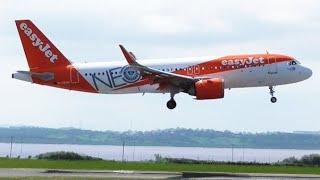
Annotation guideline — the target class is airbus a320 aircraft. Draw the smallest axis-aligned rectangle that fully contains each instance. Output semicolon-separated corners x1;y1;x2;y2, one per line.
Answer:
13;20;312;109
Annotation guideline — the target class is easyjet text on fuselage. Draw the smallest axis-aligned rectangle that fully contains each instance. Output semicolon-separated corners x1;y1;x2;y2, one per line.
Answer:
221;57;264;66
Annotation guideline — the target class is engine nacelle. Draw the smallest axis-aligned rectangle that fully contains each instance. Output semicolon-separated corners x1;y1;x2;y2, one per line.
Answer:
195;78;224;100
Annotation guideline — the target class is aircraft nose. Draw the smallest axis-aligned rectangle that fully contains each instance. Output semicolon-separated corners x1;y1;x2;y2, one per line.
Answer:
306;68;312;78
303;67;312;80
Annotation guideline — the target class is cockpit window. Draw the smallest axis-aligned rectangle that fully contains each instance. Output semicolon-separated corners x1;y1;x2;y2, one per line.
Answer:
288;60;299;65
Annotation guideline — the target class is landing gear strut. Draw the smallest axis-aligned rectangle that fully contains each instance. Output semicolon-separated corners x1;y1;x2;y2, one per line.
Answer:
269;86;277;103
166;92;177;109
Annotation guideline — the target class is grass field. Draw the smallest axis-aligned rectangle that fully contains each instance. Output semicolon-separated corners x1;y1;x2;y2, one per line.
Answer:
0;158;319;175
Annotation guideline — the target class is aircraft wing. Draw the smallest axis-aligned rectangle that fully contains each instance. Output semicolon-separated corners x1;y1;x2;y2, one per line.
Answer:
119;45;199;90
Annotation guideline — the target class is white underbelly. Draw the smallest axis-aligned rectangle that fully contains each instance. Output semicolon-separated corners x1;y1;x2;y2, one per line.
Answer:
209;66;268;89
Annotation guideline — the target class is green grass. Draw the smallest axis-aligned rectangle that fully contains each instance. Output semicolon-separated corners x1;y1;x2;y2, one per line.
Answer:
0;158;319;175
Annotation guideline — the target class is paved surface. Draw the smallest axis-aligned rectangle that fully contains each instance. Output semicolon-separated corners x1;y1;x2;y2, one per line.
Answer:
0;168;320;179
0;169;181;179
183;172;320;179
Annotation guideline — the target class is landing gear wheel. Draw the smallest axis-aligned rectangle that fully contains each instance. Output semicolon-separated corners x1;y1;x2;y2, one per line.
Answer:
269;86;277;103
271;97;277;103
166;99;176;109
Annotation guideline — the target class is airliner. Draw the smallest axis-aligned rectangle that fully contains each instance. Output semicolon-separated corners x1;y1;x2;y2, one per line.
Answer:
13;20;312;109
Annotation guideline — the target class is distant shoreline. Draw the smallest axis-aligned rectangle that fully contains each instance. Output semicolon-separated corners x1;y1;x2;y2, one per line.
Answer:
0;126;320;150
1;142;320;150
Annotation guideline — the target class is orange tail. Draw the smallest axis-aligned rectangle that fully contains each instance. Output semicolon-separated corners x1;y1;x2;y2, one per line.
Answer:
15;20;71;71
14;20;97;93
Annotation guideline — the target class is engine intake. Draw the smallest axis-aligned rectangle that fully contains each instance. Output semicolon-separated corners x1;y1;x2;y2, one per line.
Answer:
195;78;224;100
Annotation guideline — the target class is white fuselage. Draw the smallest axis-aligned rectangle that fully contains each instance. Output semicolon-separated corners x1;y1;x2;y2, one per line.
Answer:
72;57;312;94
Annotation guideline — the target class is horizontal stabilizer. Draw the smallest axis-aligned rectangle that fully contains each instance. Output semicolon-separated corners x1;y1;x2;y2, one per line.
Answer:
12;71;54;82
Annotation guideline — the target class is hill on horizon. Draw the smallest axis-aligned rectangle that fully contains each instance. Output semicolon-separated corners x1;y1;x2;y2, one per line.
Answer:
0;126;320;149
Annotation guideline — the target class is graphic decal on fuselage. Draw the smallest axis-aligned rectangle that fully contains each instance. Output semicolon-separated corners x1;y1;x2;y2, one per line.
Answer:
91;66;142;91
121;66;141;83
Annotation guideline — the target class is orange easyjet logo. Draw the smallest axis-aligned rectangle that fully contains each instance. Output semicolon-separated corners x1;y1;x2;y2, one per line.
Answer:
19;23;58;63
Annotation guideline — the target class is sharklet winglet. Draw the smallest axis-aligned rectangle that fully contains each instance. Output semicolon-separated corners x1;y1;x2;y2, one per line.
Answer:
119;44;137;65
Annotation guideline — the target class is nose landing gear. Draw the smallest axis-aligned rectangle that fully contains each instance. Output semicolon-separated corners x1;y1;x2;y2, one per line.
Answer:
269;86;277;103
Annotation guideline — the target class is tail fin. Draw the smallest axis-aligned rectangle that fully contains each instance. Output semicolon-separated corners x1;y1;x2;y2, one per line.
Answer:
15;20;71;71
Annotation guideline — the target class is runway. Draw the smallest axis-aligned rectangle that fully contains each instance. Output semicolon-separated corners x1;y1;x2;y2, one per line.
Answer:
0;169;180;179
0;168;320;179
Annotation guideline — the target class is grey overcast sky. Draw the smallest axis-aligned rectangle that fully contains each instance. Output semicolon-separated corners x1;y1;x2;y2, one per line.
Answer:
0;0;319;132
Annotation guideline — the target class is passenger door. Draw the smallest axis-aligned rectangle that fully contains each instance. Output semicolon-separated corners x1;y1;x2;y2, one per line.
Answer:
70;67;80;84
267;56;278;85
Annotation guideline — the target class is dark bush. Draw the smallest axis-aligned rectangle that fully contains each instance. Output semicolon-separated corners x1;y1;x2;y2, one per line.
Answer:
301;154;320;166
36;151;102;160
281;156;299;164
281;154;320;166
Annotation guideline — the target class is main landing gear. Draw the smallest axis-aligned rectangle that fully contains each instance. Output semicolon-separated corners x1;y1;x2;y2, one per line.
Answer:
166;92;177;109
269;86;277;103
167;98;176;109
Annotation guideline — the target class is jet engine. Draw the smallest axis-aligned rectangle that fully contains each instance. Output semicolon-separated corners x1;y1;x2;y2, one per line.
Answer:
195;78;224;100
